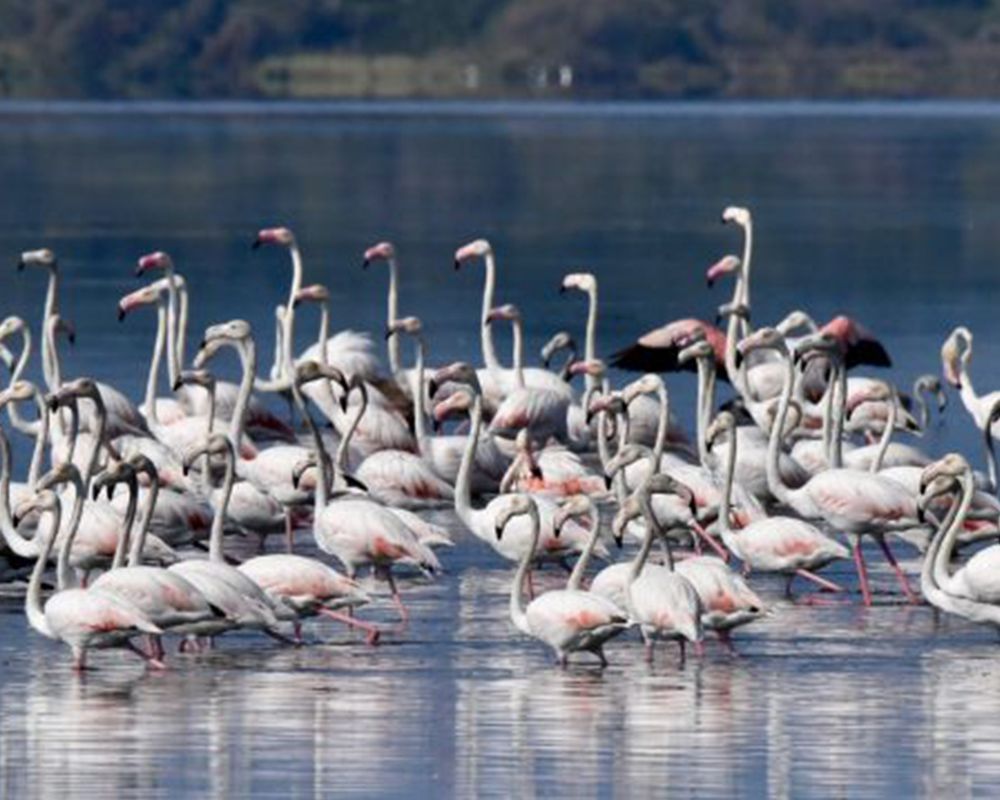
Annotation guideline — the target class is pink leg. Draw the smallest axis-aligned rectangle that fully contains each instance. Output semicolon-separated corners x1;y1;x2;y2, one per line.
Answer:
852;536;873;606
126;640;166;670
386;572;409;630
526;568;536;600
293;620;303;644
875;536;920;605
794;568;845;594
72;647;87;672
693;640;705;658
317;607;382;645
692;522;730;563
717;628;738;655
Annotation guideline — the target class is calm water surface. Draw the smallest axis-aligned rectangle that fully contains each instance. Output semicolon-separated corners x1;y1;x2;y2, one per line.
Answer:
1;101;1000;798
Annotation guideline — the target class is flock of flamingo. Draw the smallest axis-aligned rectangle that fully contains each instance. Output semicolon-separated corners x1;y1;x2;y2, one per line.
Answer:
2;205;998;673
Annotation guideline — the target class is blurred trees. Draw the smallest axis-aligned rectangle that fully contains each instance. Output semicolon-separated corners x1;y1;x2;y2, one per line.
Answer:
3;0;1000;98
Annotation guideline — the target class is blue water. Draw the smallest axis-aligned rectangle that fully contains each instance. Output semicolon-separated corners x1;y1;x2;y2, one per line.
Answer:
0;101;999;798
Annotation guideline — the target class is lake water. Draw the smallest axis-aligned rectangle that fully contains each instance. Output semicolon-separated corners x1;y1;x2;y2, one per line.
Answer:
1;101;1000;798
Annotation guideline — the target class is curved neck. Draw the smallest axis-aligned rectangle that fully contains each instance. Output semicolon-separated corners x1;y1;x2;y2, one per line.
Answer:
26;389;49;488
176;277;189;372
933;470;975;592
869;395;897;473
26;501;59;639
0;423;39;557
145;300;167;425
229;339;256;452
724;311;749;397
958;347;979;418
583;286;598;392
57;475;87;590
829;360;847;468
110;478;138;571
986;412;1000;495
717;424;737;542
129;476;158;567
695;359;710;465
766;347;796;508
6;329;39;436
738;221;753;337
631;494;667;589
386;258;400;373
481;252;499;370
454;393;483;526
281;244;304;380
509;505;538;635
293;383;330;510
210;447;236;562
336;387;366;476
566;505;600;590
510;319;525;388
46;318;62;390
652;385;669;466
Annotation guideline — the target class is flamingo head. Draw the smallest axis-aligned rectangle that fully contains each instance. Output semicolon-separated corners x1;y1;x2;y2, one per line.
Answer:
49;314;76;346
385;316;422;340
789;331;838;367
294;360;349;407
643;473;698;519
603;444;648;487
92;460;137;501
705;254;741;288
705;411;736;448
541;331;575;368
553;494;593;535
736;327;786;367
48;378;100;412
919;453;970;503
293;284;330;307
362;241;395;268
430;387;474;431
621;373;663;405
135;251;173;277
36;461;84;496
776;309;818;337
126;453;160;486
678;336;715;367
173;368;215;394
940;327;971;388
429;361;480;400
494;493;536;541
485;304;520;325
12;489;59;530
0;380;36;409
585;390;623;425
453;238;491;269
252;227;294;250
118;284;162;321
18;248;56;271
182;433;234;476
560;272;596;294
0;315;26;343
569;358;606;380
202;319;252;347
914;374;947;413
611;495;641;547
721;206;751;227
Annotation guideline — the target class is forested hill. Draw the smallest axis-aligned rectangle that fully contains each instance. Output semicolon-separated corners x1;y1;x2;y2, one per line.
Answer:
3;0;1000;99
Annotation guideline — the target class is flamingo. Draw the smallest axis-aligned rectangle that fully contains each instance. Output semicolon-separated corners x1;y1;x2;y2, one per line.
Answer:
498;429;607;498
941;326;1000;438
918;453;1000;626
496;494;628;668
17;482;164;671
706;411;850;596
739;327;921;606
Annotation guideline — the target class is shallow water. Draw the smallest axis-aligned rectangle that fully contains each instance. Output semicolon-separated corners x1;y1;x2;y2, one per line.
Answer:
1;101;999;797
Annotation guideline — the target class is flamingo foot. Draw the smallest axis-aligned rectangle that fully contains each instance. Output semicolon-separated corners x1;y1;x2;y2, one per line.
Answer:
316;607;383;644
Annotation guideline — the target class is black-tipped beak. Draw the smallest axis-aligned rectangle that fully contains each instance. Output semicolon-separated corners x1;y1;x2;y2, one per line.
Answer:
432;417;442;433
133;265;145;278
384;328;394;341
45;395;59;412
494;525;503;541
613;534;624;548
91;484;101;501
530;464;543;480
16;259;25;272
67;332;75;346
118;308;126;322
428;379;440;400
172;378;183;392
917;505;926;524
707;277;715;289
251;237;262;250
453;259;462;271
291;470;302;490
604;474;613;489
689;498;699;518
734;350;744;370
558;284;567;294
714;312;724;326
12;510;22;528
198;339;207;351
362;258;371;270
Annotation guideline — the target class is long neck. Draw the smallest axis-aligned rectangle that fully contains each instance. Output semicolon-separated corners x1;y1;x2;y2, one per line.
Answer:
629;499;661;592
718;424;737;538
566;506;600;590
26;389;49;487
766;348;796;507
509;505;538;635
318;302;329;357
958;349;979;418
129;477;158;567
176;276;189;372
738;221;753;337
281;244;304;381
163;270;179;386
985;412;999;494
25;503;58;639
229;339;256;451
511;319;525;388
869;395;897;473
695;359;709;465
336;388;366;476
6;329;39;436
293;384;330;510
110;479;138;571
652;386;669;465
210;449;236;562
412;336;428;452
0;424;39;557
829;360;847;468
933;471;975;592
83;396;107;487
724;311;749;398
481;253;499;370
386;258;400;373
584;286;598;392
454;394;483;526
57;476;86;590
41;268;58;390
46;318;62;389
145;302;167;425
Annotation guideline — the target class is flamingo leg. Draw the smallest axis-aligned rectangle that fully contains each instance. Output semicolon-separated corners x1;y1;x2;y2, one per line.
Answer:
126;639;166;670
852;535;873;606
691;521;730;563
678;639;686;666
317;607;382;645
693;639;705;658
641;630;654;663
595;647;608;669
72;647;87;672
875;536;919;605
717;629;739;655
264;626;299;647
386;572;409;630
794;568;845;594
